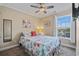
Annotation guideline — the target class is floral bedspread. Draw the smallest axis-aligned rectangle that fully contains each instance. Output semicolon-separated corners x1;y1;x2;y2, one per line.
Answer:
19;36;60;56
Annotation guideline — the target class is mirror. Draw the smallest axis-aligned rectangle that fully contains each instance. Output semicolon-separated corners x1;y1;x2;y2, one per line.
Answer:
3;19;12;42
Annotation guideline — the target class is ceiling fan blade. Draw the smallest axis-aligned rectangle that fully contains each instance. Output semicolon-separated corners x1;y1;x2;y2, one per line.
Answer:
47;6;54;9
30;5;40;8
35;10;40;13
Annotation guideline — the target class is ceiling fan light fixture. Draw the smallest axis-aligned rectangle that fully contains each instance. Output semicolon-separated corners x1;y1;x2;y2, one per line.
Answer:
40;8;45;11
30;3;54;14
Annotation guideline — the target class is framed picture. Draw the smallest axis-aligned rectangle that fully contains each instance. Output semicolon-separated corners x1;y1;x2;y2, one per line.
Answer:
23;20;31;28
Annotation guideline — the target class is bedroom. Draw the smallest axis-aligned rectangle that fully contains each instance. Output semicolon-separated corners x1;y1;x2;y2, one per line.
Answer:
0;3;76;56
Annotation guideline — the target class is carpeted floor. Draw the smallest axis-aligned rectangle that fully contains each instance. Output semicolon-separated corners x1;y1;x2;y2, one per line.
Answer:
0;46;30;56
0;46;76;56
54;46;76;56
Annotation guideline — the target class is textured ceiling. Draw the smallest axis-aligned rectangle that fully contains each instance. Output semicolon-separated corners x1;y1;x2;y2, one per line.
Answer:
0;3;72;18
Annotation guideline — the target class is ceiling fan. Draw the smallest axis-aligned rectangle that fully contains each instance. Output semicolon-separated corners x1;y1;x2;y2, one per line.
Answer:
30;3;54;14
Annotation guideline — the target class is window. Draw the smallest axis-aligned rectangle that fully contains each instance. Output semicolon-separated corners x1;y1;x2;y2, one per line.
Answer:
56;15;71;39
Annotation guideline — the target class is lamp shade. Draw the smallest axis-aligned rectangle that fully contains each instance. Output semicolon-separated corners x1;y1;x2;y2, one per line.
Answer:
36;26;44;33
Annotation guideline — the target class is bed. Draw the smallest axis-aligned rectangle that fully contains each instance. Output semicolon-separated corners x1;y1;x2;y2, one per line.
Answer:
19;32;60;56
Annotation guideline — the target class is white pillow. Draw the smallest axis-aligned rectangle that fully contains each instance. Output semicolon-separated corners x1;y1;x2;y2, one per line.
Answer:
22;31;31;37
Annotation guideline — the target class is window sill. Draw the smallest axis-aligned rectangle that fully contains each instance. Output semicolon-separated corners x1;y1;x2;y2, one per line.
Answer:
59;37;70;40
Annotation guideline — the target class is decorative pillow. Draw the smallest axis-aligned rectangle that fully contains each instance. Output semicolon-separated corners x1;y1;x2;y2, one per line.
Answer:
31;31;36;36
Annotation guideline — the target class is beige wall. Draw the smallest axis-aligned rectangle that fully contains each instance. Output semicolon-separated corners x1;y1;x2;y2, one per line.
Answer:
39;15;56;36
0;6;39;49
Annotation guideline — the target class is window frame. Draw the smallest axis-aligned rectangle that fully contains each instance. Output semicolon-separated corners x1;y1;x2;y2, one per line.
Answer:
56;14;72;40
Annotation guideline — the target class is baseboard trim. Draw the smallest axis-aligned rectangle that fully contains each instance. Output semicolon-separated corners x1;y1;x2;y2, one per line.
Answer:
61;44;76;49
0;44;19;51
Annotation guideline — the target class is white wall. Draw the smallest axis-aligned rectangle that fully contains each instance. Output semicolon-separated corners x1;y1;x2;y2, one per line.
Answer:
71;21;75;43
76;18;79;55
